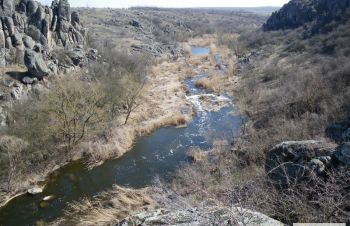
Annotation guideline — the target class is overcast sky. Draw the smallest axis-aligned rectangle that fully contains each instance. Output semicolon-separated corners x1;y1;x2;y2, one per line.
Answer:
39;0;289;8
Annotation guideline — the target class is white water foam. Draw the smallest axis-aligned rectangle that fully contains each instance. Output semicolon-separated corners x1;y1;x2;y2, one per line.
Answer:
186;94;232;135
186;94;232;113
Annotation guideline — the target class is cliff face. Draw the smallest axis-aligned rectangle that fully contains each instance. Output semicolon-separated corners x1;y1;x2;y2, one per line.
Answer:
0;0;86;68
263;0;350;31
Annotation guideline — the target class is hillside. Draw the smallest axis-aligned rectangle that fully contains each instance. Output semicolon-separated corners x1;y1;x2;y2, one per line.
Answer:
264;0;350;31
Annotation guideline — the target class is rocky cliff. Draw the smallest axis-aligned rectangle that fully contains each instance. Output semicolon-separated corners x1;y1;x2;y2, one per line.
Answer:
0;0;98;127
0;0;88;74
263;0;350;31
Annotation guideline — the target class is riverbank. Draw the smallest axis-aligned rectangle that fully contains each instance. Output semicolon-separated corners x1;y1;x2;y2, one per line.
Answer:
0;36;227;209
44;37;243;226
0;54;194;209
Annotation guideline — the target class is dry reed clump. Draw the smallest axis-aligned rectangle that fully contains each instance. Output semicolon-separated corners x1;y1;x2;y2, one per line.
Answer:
53;186;156;226
183;67;196;78
195;78;213;90
187;58;202;66
188;36;214;47
187;148;208;162
136;114;188;135
81;125;136;166
194;73;233;93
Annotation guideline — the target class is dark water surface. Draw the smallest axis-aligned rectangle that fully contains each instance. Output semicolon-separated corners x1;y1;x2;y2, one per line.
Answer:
0;47;242;226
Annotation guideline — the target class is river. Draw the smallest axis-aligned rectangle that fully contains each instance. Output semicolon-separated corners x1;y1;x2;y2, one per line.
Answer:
0;46;243;226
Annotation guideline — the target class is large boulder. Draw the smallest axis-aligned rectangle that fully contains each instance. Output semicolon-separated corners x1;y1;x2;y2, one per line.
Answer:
27;187;43;195
326;118;350;143
3;17;15;37
67;47;86;66
58;0;71;21
24;49;49;78
333;143;350;166
23;35;35;49
71;11;80;25
265;140;336;186
17;0;27;14
30;5;46;28
42;14;50;38
12;30;24;47
0;23;5;67
0;22;5;49
26;25;47;45
0;0;13;16
26;0;39;17
12;12;27;32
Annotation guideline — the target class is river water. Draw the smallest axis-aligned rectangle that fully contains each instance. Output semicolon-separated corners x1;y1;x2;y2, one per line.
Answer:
0;47;243;226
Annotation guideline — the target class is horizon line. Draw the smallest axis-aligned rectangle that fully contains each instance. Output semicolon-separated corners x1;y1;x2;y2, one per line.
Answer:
73;5;281;9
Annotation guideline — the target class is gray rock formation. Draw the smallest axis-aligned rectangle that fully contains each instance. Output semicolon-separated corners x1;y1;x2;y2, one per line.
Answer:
265;139;350;188
264;0;350;31
117;207;284;226
23;35;35;49
326;118;350;143
0;0;13;16
334;143;350;166
24;49;49;78
0;0;88;76
22;76;38;85
265;140;336;186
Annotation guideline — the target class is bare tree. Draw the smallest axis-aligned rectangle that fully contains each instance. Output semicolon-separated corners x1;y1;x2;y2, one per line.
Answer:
0;136;27;192
123;83;144;125
46;80;106;151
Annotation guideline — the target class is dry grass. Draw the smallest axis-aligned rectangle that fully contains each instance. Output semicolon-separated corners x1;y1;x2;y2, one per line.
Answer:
52;186;156;226
233;26;350;165
195;78;213;90
137;114;187;135
188;148;208;162
195;73;237;93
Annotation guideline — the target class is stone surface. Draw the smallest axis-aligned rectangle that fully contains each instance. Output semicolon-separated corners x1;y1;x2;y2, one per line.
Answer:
22;76;38;84
326;118;350;143
24;49;49;78
71;11;80;24
3;17;15;37
117;207;284;226
308;158;326;174
265;140;335;186
23;35;35;49
0;0;13;16
27;0;39;16
333;143;350;166
68;48;85;66
58;0;71;21
27;187;43;195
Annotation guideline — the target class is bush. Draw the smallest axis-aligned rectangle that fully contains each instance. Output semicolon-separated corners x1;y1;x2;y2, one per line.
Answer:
9;79;107;152
0;136;28;192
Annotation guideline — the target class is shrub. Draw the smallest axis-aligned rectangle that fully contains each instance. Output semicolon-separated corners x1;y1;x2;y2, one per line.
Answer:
0;136;28;192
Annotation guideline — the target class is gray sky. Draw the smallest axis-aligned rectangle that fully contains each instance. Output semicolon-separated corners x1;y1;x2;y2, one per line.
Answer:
39;0;289;8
